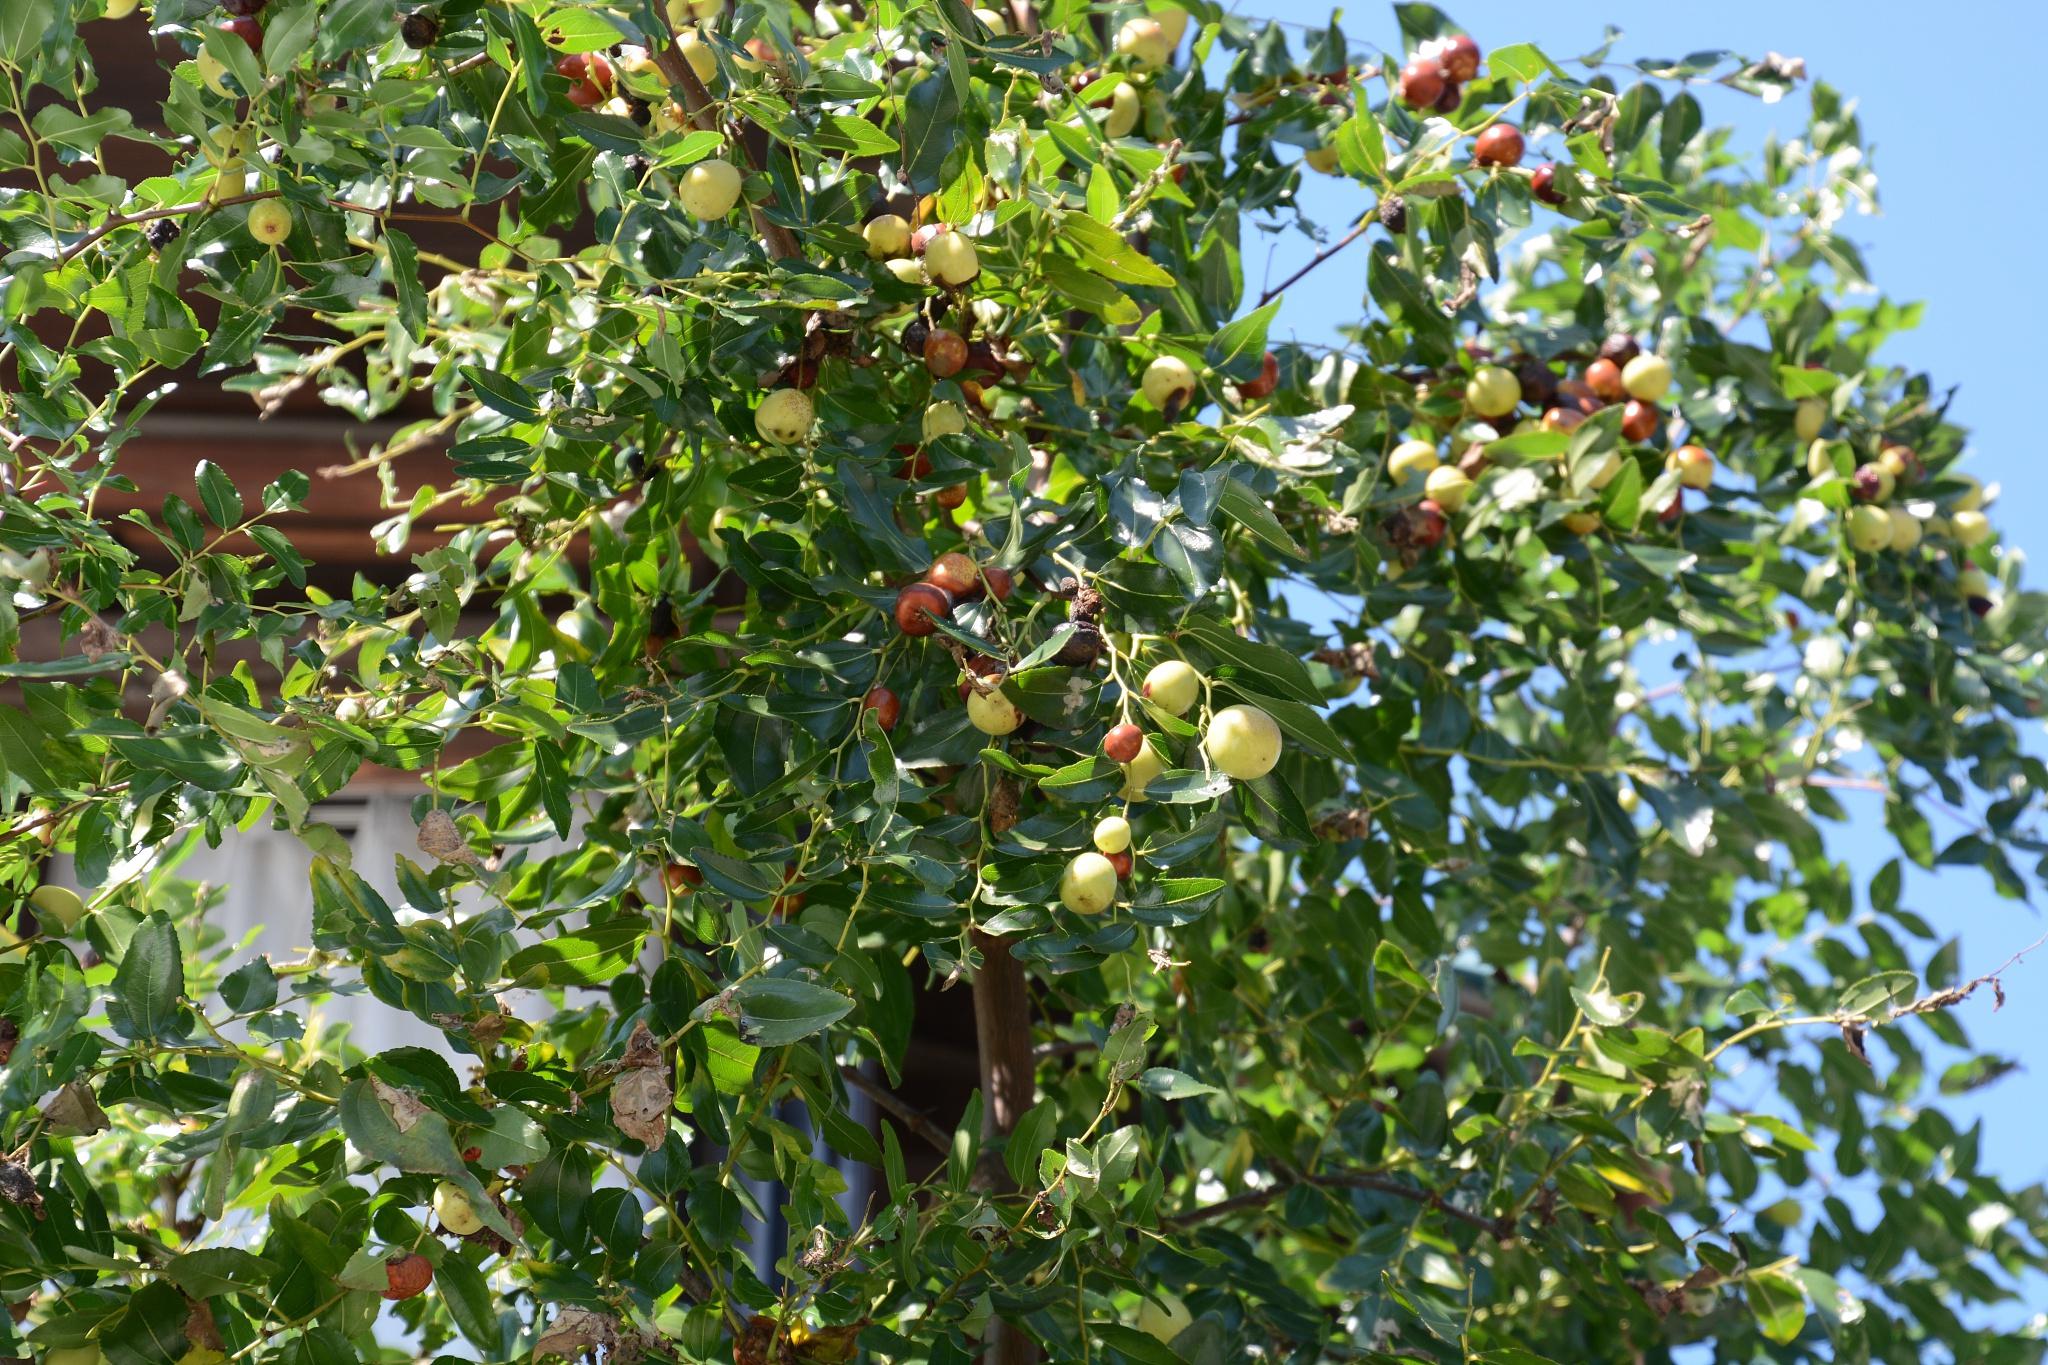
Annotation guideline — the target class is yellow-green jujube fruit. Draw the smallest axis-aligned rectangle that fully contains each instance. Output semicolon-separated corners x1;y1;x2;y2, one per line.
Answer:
676;28;718;84
1303;144;1341;174
1388;439;1439;482
1203;704;1282;781
967;688;1024;735
1846;504;1892;553
433;1181;485;1236
1424;465;1473;513
667;0;722;26
922;400;967;442
1060;852;1119;914
1793;398;1826;442
1886;508;1923;553
28;885;87;932
1115;16;1172;68
247;199;293;246
1092;815;1132;855
1954;475;1984;512
923;230;980;286
754;388;813;445
1136;1292;1193;1345
973;7;1009;34
680;159;744;219
1465;364;1520;418
1959;567;1993;598
103;0;140;17
1806;438;1836;479
863;213;912;259
1101;81;1141;139
1141;354;1197;408
885;257;925;286
1148;4;1189;48
1140;659;1200;716
1951;509;1992;547
1119;740;1166;801
1622;353;1673;401
196;48;232;97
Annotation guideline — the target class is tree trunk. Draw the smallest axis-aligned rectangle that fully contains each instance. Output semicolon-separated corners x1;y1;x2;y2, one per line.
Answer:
970;929;1040;1365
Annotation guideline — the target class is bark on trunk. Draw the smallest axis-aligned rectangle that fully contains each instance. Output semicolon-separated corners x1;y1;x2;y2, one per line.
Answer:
970;929;1039;1365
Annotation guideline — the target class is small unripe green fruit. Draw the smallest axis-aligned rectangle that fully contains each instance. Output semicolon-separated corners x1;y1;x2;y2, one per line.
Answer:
433;1181;485;1236
1141;659;1200;716
1101;82;1140;139
1621;353;1672;401
1793;398;1826;442
974;7;1009;33
28;885;87;933
1115;16;1172;68
1561;511;1600;536
922;400;967;442
1092;815;1132;855
1958;567;1993;598
1886;508;1922;553
1137;1292;1193;1345
923;230;979;286
1119;741;1166;801
1953;476;1984;512
1059;852;1119;914
1951;510;1991;547
1203;704;1282;781
1806;438;1836;479
755;388;813;444
885;257;925;286
1388;440;1439;483
1465;365;1521;418
1424;465;1472;513
1141;355;1197;409
1303;144;1341;175
1585;449;1624;491
967;688;1024;735
864;213;912;259
1615;785;1640;814
103;0;140;17
247;199;293;246
1149;4;1189;48
1846;504;1892;553
196;48;232;97
680;159;743;219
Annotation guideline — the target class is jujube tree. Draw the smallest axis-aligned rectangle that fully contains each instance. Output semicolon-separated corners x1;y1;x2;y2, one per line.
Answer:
0;0;2042;1363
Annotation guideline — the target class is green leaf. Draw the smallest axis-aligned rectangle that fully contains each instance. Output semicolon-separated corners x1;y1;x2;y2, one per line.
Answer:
1747;1271;1807;1345
460;365;542;422
337;1077;514;1238
505;921;650;987
194;460;243;529
1836;971;1916;1019
721;976;854;1046
1060;214;1175;287
1136;1068;1219;1100
1215;476;1305;558
110;912;185;1041
1204;300;1279;382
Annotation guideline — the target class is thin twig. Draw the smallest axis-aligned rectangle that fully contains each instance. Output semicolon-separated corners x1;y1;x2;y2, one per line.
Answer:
1163;1166;1512;1239
839;1064;952;1154
650;27;803;260
1257;215;1372;307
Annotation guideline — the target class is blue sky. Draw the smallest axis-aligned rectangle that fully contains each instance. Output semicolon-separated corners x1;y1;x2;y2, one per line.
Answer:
1235;0;2048;1300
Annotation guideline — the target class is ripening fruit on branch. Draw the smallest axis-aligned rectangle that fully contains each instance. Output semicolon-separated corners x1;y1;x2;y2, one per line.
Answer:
1092;815;1132;855
1103;722;1145;763
1620;399;1658;443
1465;365;1520;418
1142;355;1198;409
924;328;968;378
1878;444;1922;485
1846;504;1892;553
754;388;813;444
1119;740;1166;801
864;213;911;259
974;7;1009;34
1562;511;1601;536
894;583;953;637
676;28;717;83
861;686;901;732
1530;162;1565;205
1851;464;1894;504
1472;124;1524;168
1060;852;1119;914
927;552;982;598
557;53;612;108
662;862;702;894
1303;144;1341;175
1953;475;1984;512
1585;358;1625;403
679;159;743;219
1389;440;1439;483
967;687;1024;735
1959;567;1993;601
1886;508;1922;552
221;15;263;51
1237;352;1280;400
1424;465;1472;513
433;1181;485;1236
1203;704;1282;781
1439;33;1481;80
1621;353;1672;401
1951;510;1991;547
922;400;967;443
921;228;979;286
1794;398;1826;442
246;198;292;245
103;0;139;16
1137;1293;1194;1346
1666;444;1714;490
382;1253;434;1301
1141;660;1200;716
1397;60;1443;109
1101;82;1141;139
1115;16;1172;68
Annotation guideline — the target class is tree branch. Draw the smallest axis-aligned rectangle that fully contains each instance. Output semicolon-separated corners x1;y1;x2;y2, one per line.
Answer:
1163;1167;1513;1241
651;29;803;260
839;1063;951;1155
1257;214;1371;308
